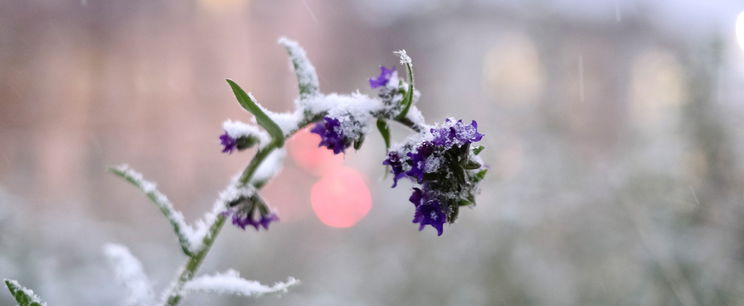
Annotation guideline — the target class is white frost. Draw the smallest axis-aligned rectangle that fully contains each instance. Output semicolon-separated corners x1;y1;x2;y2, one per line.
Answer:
394;49;412;66
222;120;270;148
278;37;320;97
103;243;154;306
184;270;299;297
252;149;286;184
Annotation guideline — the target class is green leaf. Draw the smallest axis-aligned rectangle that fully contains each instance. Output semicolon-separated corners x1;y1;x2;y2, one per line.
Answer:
226;80;285;147
463;160;482;170
376;118;391;151
472;145;485;155
4;279;46;306
395;61;415;120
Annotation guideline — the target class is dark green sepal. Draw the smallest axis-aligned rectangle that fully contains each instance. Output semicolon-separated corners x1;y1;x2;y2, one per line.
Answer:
463;160;482;170
473;169;488;183
353;135;365;150
376;118;391;151
236;135;259;151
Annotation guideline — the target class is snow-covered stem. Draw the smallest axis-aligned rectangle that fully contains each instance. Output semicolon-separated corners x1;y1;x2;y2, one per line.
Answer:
162;107;423;306
163;122;314;306
162;213;226;306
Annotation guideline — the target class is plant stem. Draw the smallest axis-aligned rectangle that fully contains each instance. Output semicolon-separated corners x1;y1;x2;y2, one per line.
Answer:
163;214;226;306
160;104;423;306
162;145;279;306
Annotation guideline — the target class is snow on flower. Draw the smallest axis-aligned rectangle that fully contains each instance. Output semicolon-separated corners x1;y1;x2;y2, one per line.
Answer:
383;118;486;235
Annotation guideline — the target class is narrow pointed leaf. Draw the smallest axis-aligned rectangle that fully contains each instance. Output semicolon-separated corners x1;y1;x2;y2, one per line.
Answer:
109;164;195;256
226;80;285;147
4;279;47;306
376;118;391;151
278;37;320;99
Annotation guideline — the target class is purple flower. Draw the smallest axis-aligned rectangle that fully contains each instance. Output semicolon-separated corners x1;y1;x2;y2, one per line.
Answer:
369;66;395;88
229;209;279;231
382;151;407;188
220;132;237;154
258;212;279;230
430;119;484;148
405;141;435;183
409;187;446;236
311;117;348;154
456;120;484;143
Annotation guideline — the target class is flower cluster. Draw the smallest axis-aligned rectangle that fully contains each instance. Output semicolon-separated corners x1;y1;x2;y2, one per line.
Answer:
219;55;486;237
310;117;348;154
383;118;486;235
224;196;279;231
311;112;369;155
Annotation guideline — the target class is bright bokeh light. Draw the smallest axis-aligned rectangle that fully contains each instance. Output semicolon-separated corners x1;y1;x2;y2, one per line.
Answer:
288;127;344;176
198;0;249;14
310;167;372;228
482;32;543;104
737;11;744;53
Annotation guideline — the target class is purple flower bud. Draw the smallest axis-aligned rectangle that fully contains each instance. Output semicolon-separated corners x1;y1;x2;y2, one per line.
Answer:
382;151;407;188
409;187;445;236
220;132;237;154
311;117;348;154
405;141;435;183
369;66;395;88
229;208;279;231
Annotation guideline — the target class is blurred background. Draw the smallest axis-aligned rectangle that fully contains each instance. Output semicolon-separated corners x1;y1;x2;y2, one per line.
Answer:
3;0;744;305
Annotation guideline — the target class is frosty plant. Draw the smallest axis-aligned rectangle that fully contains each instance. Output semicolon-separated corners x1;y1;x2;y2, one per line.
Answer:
4;37;487;306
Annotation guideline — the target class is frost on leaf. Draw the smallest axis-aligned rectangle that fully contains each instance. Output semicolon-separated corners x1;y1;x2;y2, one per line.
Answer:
183;270;299;298
109;164;197;255
251;148;286;185
4;279;47;306
278;37;319;98
103;243;154;306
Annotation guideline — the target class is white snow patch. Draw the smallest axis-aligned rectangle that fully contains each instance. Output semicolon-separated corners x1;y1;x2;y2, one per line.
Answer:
263;108;304;136
278;37;320;96
222;120;270;148
184;270;299;297
252;149;286;184
405;106;428;129
103;243;154;306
